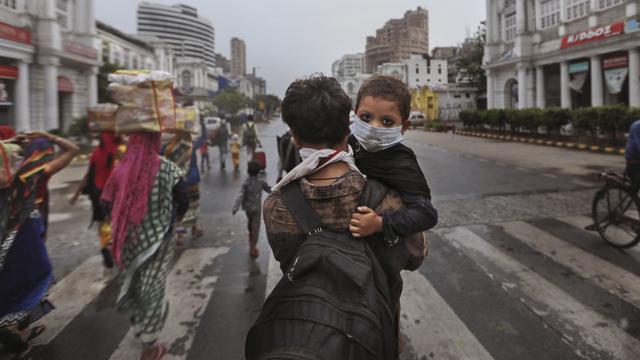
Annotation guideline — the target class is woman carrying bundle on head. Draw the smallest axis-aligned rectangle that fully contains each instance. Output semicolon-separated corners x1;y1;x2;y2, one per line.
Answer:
0;132;79;354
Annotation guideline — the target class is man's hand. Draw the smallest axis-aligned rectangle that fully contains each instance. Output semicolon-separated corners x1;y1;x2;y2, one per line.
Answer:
350;206;383;238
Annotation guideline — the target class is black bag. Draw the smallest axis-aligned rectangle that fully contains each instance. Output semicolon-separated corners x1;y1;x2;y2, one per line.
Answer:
246;181;397;360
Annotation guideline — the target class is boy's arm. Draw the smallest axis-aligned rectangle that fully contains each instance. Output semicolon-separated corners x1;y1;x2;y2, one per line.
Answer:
261;180;272;193
232;182;246;214
383;194;438;239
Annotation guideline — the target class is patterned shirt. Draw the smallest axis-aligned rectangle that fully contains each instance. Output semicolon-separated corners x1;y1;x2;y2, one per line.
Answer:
234;176;271;213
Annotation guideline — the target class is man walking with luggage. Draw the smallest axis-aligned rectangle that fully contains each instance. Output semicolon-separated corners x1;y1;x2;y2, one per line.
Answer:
246;76;427;359
241;115;261;159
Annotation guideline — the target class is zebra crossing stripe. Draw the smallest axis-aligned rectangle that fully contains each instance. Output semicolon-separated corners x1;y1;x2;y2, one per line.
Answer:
440;227;640;359
502;221;640;309
32;255;112;346
400;270;494;360
109;247;229;360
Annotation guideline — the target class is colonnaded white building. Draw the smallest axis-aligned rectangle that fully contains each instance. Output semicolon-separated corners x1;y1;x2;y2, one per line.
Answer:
0;0;100;131
485;0;640;110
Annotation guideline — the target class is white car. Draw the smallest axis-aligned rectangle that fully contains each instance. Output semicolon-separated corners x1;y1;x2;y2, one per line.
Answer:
204;116;221;133
408;112;426;128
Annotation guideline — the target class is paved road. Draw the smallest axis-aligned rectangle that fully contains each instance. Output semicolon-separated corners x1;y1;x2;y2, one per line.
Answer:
3;120;638;360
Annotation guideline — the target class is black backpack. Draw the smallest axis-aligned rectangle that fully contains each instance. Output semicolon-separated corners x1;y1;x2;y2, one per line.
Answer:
246;181;397;360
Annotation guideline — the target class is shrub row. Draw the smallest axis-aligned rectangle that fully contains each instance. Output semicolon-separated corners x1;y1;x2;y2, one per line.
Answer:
460;106;640;142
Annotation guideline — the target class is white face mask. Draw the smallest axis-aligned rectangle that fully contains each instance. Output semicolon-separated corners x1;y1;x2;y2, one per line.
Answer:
350;115;404;152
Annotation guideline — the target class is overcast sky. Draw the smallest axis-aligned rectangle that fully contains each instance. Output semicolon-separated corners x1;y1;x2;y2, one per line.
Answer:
95;0;485;97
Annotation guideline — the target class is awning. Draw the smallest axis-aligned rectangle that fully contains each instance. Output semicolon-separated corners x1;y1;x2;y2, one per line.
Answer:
569;73;588;93
0;65;17;80
57;76;74;93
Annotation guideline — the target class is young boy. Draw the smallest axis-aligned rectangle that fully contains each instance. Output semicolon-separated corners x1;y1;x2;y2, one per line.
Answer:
348;75;438;244
232;160;271;257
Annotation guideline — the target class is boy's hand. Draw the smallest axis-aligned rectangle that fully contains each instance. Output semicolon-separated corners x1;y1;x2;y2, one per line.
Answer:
350;206;383;238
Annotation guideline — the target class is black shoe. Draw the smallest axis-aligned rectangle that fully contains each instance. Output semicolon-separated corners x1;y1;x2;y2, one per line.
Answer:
101;248;114;269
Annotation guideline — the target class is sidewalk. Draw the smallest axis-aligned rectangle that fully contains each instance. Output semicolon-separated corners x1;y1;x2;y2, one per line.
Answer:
405;130;626;177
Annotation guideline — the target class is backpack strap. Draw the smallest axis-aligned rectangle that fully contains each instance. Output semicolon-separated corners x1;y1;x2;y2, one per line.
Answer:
280;181;323;237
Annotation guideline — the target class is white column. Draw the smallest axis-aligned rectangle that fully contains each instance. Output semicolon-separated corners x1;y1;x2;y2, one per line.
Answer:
487;69;494;109
88;67;98;106
44;64;59;130
630;48;640;108
591;56;604;107
15;60;30;131
486;0;494;43
561;61;571;109
536;66;546;108
518;64;528;109
516;0;526;34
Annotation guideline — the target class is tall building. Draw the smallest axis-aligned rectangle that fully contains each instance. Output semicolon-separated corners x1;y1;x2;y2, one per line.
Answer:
485;0;640;110
137;2;215;68
215;52;231;73
0;0;100;131
332;53;366;80
97;21;157;70
231;37;246;76
365;7;430;73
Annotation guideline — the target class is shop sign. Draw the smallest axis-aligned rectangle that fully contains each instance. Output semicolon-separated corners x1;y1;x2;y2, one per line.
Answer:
626;19;640;33
63;42;98;60
0;22;31;45
569;61;589;74
561;22;625;49
0;65;18;80
603;55;628;70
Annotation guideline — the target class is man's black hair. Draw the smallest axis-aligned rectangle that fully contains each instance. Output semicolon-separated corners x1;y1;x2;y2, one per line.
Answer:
281;75;351;148
247;160;262;176
247;115;254;121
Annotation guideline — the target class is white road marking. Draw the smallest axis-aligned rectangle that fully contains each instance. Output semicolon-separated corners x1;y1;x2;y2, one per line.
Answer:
33;256;112;345
502;221;640;309
515;167;530;172
48;213;73;223
559;215;640;259
542;173;558;179
265;251;281;298
439;227;640;359
109;247;229;360
572;179;596;187
400;270;494;360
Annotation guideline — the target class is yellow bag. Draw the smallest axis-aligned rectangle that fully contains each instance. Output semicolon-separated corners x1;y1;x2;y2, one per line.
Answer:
166;107;198;134
88;103;118;132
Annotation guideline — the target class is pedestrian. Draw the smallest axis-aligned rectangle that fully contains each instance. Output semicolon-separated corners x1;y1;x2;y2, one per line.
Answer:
241;115;261;159
0;132;79;354
70;132;122;269
230;133;241;171
217;118;230;169
247;76;427;359
625;119;640;191
162;131;206;244
232;160;271;258
101;132;188;360
199;141;210;173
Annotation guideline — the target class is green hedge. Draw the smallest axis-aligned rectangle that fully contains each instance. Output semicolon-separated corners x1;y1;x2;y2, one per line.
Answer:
461;106;640;142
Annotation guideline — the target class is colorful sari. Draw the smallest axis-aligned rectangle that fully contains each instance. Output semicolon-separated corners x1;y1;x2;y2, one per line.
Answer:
102;132;183;345
0;139;55;329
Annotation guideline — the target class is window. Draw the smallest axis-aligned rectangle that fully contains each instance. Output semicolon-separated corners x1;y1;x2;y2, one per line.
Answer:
132;56;139;70
505;13;517;41
56;0;71;30
416;66;419;74
540;0;561;29
181;70;192;87
347;83;355;94
0;0;17;10
566;0;590;20
597;0;624;10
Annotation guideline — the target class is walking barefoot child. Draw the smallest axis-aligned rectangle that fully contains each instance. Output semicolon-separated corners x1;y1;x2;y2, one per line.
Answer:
232;160;271;257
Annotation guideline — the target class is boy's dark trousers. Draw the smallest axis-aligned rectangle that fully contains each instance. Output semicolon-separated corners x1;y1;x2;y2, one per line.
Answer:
246;209;261;247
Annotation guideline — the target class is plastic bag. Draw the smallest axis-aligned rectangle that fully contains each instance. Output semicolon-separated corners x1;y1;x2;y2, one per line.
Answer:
88;103;118;132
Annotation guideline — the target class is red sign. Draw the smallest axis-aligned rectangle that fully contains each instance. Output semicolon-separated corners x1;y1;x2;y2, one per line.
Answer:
603;55;628;69
0;66;17;79
561;22;625;49
0;21;31;45
63;42;98;60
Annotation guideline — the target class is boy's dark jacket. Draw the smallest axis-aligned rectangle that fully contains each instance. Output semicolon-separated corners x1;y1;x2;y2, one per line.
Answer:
349;135;438;238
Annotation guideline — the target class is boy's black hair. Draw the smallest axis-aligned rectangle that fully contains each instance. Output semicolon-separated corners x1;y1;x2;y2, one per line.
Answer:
247;115;254;121
247;160;262;176
281;75;351;148
355;75;412;122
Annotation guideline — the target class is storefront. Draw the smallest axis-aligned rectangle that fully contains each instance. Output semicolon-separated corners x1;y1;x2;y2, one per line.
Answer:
0;20;33;130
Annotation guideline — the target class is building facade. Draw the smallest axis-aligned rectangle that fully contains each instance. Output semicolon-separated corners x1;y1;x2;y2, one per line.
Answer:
231;37;246;76
97;21;156;70
0;0;100;131
332;53;366;80
485;0;640;110
404;55;448;88
215;52;230;74
365;7;429;73
137;2;216;68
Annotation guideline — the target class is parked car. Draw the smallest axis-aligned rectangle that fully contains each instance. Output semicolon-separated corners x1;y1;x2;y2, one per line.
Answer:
204;116;221;140
408;112;426;129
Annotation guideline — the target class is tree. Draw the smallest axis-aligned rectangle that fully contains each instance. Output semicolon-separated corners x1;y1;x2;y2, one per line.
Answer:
98;62;122;103
456;22;487;93
254;94;281;117
213;88;250;116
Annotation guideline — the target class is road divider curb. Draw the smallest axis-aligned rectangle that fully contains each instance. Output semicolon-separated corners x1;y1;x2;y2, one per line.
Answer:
454;130;624;156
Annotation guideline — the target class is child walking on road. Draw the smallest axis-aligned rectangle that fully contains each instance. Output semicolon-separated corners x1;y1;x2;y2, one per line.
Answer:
230;133;241;170
233;161;271;257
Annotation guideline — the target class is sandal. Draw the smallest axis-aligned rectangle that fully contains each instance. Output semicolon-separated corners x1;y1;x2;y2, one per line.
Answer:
141;343;167;360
